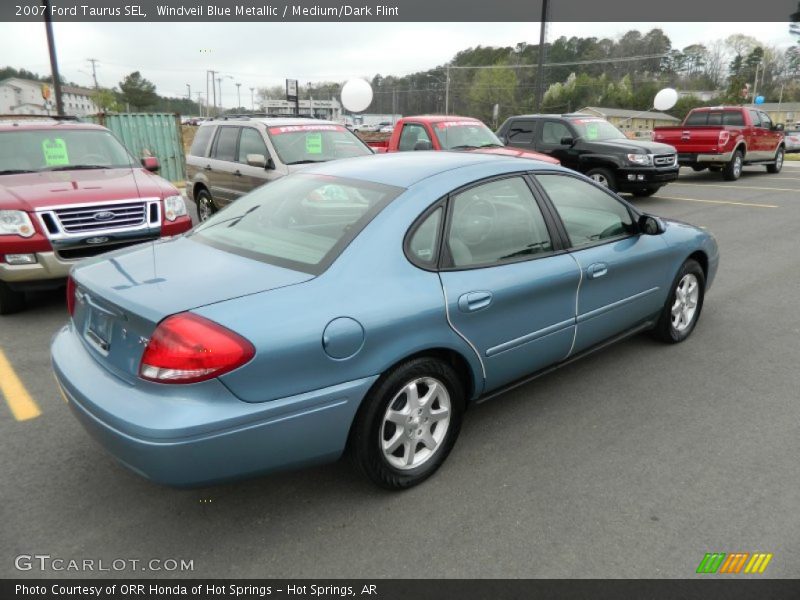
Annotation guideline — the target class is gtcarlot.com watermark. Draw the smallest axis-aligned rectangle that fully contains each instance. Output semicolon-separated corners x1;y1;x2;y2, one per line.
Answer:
14;554;194;573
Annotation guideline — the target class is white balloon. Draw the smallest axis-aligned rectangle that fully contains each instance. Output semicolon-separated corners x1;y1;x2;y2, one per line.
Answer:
341;79;373;113
653;87;678;111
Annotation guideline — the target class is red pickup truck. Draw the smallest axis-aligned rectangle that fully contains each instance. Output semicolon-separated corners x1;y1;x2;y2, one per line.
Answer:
0;119;192;314
652;106;785;180
368;115;559;164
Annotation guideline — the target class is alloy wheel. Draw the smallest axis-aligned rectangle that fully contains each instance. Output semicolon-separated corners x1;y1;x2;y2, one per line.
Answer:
671;273;700;332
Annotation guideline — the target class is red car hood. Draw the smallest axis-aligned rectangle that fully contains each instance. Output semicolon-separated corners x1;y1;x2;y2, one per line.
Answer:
0;168;177;212
468;146;560;164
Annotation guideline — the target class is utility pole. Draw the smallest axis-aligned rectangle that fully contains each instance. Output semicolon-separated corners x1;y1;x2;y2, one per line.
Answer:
196;92;204;117
87;58;99;89
249;87;255;111
534;0;550;112
186;83;191;101
236;82;241;110
217;77;222;112
445;66;450;115
752;63;761;105
207;70;217;115
42;0;64;116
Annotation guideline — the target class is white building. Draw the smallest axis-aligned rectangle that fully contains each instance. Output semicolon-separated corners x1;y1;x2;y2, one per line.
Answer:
260;98;342;121
0;78;98;117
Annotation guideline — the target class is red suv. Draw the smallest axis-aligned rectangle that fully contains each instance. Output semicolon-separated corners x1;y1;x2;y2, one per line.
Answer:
0;119;193;314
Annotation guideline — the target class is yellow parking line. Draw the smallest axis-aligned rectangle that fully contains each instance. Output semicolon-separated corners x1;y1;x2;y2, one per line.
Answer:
654;195;778;208
0;348;41;421
671;183;798;193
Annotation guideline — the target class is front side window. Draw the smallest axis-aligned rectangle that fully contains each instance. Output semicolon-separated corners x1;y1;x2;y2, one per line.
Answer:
191;174;402;274
446;177;552;268
398;124;432;151
541;121;572;145
237;127;269;163
536;174;635;248
266;124;372;165
0;129;136;173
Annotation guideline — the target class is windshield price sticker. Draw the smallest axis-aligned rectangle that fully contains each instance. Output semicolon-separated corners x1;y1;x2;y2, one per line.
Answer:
305;133;323;154
269;125;344;135
585;123;600;139
572;118;605;124
436;120;480;129
42;138;69;166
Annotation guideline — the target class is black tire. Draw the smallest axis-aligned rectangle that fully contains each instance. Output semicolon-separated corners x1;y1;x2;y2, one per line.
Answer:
766;147;784;174
631;186;660;197
652;259;705;344
195;188;217;223
585;167;617;192
350;357;465;490
708;166;722;172
0;281;26;315
722;149;743;181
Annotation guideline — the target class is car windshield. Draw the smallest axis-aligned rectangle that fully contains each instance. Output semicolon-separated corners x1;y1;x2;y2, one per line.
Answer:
568;118;627;141
266;124;373;165
190;173;403;274
433;120;503;150
0;128;136;173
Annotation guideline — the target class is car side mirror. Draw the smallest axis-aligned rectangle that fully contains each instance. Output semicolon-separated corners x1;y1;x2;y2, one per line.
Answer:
141;156;160;172
638;214;666;235
772;123;784;131
560;136;575;146
246;153;267;168
266;157;276;170
413;140;433;151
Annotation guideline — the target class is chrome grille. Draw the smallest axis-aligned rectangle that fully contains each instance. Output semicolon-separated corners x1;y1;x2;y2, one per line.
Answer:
653;154;677;167
53;202;146;233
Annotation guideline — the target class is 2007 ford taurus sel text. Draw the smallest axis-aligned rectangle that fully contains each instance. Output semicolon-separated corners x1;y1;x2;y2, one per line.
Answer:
51;152;719;489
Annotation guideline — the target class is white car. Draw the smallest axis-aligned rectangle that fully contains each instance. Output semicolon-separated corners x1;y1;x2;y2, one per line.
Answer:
784;129;800;154
379;124;394;133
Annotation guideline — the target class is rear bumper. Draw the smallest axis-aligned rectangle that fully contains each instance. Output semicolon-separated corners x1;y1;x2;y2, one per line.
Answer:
51;324;377;486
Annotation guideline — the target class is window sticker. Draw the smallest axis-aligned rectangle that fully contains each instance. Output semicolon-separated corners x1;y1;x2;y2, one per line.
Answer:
305;133;323;154
268;125;344;135
585;123;599;140
42;138;69;166
435;120;479;129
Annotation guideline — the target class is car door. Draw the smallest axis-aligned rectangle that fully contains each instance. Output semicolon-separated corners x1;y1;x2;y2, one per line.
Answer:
206;125;241;207
435;175;581;391
534;172;671;353
747;109;767;158
758;111;781;158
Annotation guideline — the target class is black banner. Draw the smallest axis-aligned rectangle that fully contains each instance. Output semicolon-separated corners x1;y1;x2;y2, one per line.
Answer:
2;0;799;22
4;579;800;600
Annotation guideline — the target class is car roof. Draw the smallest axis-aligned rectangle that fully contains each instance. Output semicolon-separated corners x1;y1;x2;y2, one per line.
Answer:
402;115;482;123
200;117;339;127
301;151;564;188
0;120;108;132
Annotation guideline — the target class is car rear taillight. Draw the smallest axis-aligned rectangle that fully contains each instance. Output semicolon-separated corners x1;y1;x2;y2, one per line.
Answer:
718;131;730;146
66;276;76;316
139;313;255;384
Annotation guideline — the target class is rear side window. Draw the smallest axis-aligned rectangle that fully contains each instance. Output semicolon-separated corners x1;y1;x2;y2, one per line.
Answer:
685;112;708;126
407;207;443;267
505;120;536;145
748;110;762;127
758;112;772;129
189;126;214;157
722;111;745;126
211;126;240;162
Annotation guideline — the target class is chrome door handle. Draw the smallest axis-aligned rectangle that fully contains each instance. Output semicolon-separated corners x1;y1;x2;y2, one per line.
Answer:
204;165;212;171
457;291;493;312
587;263;608;279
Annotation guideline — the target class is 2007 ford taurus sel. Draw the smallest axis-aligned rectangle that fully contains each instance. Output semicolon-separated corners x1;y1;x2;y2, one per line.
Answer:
51;152;719;489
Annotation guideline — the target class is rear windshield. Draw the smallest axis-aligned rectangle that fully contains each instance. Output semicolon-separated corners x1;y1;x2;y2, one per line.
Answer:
684;111;745;126
0;129;135;173
432;120;503;150
190;173;403;274
266;124;373;165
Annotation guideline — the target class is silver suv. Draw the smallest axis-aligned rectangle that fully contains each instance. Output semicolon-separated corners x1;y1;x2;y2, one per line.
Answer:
186;117;374;221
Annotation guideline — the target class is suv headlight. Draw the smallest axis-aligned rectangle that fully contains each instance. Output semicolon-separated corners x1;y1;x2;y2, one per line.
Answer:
627;153;652;166
163;195;187;222
0;210;35;238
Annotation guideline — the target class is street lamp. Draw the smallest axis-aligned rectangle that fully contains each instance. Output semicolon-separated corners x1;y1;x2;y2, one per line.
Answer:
217;75;234;111
249;87;255;112
236;82;241;110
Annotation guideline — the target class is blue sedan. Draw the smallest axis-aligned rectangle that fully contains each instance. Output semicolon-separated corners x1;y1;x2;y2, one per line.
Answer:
51;152;719;489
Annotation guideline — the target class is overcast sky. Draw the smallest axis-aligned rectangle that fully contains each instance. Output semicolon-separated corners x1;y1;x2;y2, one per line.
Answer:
0;21;796;106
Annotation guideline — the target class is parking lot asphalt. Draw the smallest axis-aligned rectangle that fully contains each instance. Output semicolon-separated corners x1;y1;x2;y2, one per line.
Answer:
2;164;799;579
